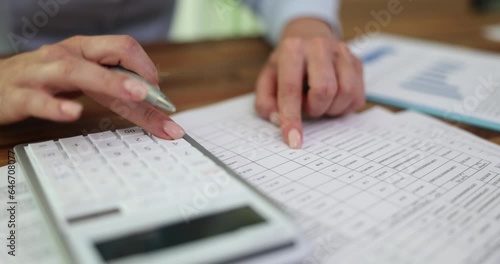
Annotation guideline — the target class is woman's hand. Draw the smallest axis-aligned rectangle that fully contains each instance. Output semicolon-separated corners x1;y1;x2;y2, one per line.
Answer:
255;18;365;149
0;35;185;139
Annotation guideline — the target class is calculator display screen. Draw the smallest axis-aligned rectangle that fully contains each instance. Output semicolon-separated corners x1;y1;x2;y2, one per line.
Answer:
95;206;266;261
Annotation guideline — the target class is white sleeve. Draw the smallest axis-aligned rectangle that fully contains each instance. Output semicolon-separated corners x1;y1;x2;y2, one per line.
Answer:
242;0;341;45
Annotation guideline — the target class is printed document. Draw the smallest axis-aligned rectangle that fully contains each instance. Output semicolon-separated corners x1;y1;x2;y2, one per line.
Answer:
350;34;500;131
174;94;500;264
0;165;63;264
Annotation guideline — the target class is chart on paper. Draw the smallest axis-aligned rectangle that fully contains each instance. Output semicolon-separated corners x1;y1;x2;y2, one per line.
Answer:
174;94;500;264
350;34;500;131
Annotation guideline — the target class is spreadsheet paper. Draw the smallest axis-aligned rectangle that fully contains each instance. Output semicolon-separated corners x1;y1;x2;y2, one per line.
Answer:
173;94;500;264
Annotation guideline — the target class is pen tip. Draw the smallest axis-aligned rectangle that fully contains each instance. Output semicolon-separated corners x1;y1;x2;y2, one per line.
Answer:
156;96;176;112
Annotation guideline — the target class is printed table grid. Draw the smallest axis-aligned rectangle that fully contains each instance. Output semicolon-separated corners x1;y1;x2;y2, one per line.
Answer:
183;110;500;264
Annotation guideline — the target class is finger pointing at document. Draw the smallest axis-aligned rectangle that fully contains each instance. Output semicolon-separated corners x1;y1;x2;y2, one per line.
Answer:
255;18;366;149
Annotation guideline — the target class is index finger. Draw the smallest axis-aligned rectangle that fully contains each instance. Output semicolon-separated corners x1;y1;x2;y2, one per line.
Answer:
277;39;306;149
62;35;159;84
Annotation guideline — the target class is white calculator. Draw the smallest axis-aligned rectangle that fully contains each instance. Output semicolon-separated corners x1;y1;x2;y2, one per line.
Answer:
14;127;309;264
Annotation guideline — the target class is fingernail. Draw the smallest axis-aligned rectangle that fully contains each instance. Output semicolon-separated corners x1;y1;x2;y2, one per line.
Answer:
60;101;83;117
269;112;281;126
124;78;148;100
163;120;185;139
287;129;302;149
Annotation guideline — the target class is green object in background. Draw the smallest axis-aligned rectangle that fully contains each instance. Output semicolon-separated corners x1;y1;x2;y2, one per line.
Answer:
170;0;263;42
472;0;500;11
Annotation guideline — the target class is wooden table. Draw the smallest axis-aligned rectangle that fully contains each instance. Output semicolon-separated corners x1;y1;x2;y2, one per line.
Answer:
1;0;499;166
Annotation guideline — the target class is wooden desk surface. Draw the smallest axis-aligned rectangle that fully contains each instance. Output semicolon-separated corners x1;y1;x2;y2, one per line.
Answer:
1;0;499;166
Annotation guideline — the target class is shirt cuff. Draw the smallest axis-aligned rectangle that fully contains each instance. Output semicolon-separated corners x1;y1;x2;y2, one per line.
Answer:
259;0;341;45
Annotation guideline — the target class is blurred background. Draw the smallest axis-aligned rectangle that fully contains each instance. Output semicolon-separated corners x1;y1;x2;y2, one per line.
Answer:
2;0;500;53
473;0;500;11
170;0;261;42
170;0;500;51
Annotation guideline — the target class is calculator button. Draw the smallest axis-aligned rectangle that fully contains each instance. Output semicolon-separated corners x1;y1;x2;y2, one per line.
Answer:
123;170;159;191
116;127;144;138
79;166;111;177
111;158;147;172
95;139;126;151
29;141;58;152
70;156;106;168
102;149;135;160
155;137;190;149
132;144;164;155
59;136;96;158
41;160;75;181
88;131;117;142
141;153;178;168
123;135;154;146
79;167;127;196
32;148;65;161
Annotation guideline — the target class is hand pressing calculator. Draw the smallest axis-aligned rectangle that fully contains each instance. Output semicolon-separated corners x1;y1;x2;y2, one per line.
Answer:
15;127;309;264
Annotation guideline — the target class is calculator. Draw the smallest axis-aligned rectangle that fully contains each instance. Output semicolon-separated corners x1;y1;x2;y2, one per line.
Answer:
14;127;309;264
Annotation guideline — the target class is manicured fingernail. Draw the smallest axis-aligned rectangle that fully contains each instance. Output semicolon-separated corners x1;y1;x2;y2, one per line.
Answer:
287;129;302;149
60;101;83;117
269;112;281;126
124;78;148;100
163;120;185;139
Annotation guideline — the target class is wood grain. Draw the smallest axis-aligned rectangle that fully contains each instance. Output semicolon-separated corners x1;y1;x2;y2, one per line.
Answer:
0;0;499;166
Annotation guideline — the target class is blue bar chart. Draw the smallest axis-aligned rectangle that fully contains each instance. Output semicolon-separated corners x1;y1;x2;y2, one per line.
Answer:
400;60;464;100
